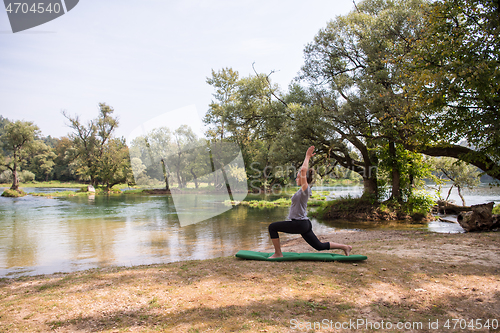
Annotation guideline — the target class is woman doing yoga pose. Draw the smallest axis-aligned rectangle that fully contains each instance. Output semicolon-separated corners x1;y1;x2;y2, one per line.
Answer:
268;146;352;259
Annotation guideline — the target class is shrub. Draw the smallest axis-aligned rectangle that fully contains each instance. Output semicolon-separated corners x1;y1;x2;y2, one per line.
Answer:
406;190;436;215
493;204;500;215
19;170;36;183
0;170;12;183
0;170;36;183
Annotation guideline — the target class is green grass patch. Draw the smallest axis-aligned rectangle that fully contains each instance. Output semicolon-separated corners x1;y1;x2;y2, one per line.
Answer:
227;190;330;208
1;189;27;197
31;191;83;198
0;181;84;188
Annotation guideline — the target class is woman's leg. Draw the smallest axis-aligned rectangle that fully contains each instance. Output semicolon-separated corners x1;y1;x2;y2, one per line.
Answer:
301;220;352;255
268;220;310;258
269;238;282;258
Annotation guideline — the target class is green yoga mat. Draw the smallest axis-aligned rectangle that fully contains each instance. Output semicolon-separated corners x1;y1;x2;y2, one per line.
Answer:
235;250;367;262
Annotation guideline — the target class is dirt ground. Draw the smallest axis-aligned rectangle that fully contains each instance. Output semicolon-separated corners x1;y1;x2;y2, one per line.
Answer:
1;230;499;333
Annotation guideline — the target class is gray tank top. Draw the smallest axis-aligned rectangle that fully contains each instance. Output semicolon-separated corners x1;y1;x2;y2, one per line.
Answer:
287;185;311;220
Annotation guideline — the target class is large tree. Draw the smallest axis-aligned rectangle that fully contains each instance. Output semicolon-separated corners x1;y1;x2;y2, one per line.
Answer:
405;0;500;180
204;68;291;191
64;103;129;188
97;137;133;190
0;121;40;191
26;140;57;181
299;0;428;198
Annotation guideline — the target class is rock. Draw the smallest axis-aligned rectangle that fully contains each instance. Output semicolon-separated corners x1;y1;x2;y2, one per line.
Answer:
457;202;499;232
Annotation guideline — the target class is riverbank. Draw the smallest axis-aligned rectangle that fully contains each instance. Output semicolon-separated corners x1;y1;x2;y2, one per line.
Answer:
1;230;499;332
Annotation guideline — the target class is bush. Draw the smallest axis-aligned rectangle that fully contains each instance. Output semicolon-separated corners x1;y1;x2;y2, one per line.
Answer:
0;170;36;184
406;190;436;215
493;204;500;215
19;170;35;183
0;170;12;183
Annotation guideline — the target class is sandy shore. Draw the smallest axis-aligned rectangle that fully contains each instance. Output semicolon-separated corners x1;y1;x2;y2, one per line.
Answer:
1;229;499;332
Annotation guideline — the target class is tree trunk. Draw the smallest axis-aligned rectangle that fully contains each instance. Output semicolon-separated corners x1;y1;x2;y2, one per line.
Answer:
457;202;499;232
10;157;19;191
389;141;401;202
457;185;466;206
436;200;471;214
160;159;170;191
362;176;378;198
190;168;198;189
11;169;19;191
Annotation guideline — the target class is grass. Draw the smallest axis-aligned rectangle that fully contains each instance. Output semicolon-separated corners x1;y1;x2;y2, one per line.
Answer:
0;231;499;332
0;180;84;188
1;188;27;197
226;189;331;208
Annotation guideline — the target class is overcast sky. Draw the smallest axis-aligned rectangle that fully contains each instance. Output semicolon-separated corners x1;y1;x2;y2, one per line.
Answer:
1;0;354;142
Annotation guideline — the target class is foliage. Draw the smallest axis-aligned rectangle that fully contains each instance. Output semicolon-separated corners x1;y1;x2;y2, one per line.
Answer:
204;68;293;191
430;156;480;205
299;0;428;198
405;0;500;179
0;120;41;190
97;137;133;190
377;143;435;201
64;103;132;189
129;125;216;190
312;196;375;219
52;137;78;181
25;140;57;181
404;190;436;215
493;204;500;215
0;170;11;183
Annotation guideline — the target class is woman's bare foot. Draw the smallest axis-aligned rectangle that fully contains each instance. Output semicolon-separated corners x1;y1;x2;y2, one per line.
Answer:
269;253;283;259
329;242;352;256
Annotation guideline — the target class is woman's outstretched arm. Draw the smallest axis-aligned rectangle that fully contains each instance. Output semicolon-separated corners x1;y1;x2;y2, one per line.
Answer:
299;146;315;192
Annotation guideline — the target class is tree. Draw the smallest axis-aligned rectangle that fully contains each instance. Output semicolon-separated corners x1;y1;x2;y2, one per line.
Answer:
129;125;212;190
204;68;240;141
204;68;292;191
431;157;480;206
170;125;198;188
64;103;131;189
129;127;173;188
97;137;133;190
0;121;40;191
26;141;57;181
299;0;428;198
64;103;119;187
405;0;500;180
52;137;78;181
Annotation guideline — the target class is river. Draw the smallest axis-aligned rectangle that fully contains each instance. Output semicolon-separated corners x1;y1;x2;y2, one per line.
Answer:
0;184;499;278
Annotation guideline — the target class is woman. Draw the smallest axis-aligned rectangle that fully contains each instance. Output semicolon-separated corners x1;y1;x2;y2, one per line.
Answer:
268;146;352;258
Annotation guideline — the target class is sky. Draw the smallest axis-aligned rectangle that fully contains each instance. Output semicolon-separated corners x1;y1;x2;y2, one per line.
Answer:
0;0;354;143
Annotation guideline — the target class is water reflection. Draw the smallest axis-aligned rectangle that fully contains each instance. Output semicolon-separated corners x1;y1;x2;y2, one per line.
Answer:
0;184;499;278
0;194;291;277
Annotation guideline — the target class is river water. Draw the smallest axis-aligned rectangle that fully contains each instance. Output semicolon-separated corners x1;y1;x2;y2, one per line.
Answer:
0;184;499;278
